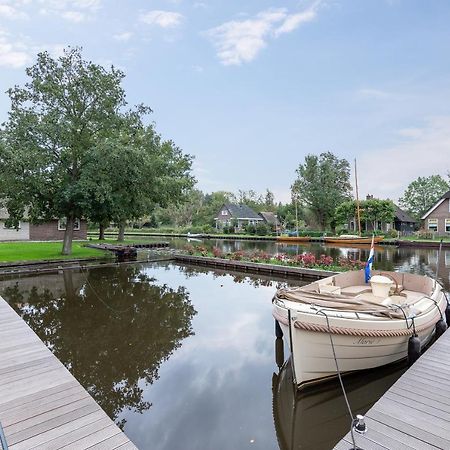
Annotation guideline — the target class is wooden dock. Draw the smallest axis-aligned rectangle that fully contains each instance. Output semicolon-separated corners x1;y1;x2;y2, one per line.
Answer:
0;295;137;450
174;254;337;280
334;328;450;450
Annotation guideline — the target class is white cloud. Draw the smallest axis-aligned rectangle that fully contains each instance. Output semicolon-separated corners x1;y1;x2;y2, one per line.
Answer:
38;0;101;21
357;116;450;201
61;10;85;22
0;3;29;19
0;30;31;68
139;10;184;28
113;31;133;42
356;88;390;99
205;4;319;66
0;26;67;70
274;9;317;36
38;0;101;11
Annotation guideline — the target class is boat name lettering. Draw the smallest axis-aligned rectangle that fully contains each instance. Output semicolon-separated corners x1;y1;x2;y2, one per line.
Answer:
354;337;379;345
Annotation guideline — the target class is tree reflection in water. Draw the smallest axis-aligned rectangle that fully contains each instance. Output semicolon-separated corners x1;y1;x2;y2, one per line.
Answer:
176;263;297;289
2;265;197;428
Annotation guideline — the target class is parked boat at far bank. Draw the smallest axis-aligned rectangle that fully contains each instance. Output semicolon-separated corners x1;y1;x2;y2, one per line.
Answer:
324;234;384;245
277;236;311;243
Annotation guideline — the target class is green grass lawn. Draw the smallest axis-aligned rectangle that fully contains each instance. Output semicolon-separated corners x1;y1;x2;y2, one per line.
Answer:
0;236;176;263
385;236;450;243
0;241;109;263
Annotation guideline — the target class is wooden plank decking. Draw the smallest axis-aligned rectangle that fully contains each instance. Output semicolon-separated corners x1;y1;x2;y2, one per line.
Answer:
334;328;450;450
0;295;138;450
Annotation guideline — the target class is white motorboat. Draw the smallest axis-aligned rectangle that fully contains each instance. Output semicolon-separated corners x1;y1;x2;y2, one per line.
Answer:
272;269;447;389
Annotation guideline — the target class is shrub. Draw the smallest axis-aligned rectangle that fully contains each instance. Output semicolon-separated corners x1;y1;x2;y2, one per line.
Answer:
275;253;287;262
231;250;245;260
301;253;316;266
415;229;434;240
256;223;269;236
318;254;334;266
338;257;365;270
245;224;256;235
202;225;214;234
184;244;195;255
387;229;399;239
195;245;208;256
212;246;223;258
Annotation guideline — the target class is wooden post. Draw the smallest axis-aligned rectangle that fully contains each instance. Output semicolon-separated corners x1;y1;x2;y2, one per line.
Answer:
354;159;362;236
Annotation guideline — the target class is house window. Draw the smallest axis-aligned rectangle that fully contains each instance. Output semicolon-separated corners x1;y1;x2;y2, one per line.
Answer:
58;218;81;231
428;219;438;232
221;210;228;216
2;220;20;230
446;219;450;233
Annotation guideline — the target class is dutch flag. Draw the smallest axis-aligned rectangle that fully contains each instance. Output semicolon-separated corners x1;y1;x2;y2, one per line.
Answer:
365;235;375;283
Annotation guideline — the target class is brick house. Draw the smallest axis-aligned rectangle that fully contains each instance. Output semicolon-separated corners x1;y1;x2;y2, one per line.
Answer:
421;190;450;235
0;208;87;241
215;204;263;231
393;206;416;235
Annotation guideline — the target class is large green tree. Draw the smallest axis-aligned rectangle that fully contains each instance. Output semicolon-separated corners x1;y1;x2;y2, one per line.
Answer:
292;152;352;230
335;199;395;231
80;110;194;241
399;175;449;219
0;47;194;251
0;48;125;253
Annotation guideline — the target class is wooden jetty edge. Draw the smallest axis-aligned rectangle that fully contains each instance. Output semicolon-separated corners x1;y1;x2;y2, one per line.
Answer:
174;254;337;280
334;328;450;450
0;295;138;450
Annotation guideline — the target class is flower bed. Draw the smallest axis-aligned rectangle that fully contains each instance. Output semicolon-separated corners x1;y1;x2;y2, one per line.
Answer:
183;245;365;272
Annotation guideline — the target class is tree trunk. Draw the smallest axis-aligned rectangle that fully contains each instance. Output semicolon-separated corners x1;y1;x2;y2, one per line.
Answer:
62;216;75;255
117;221;125;242
63;270;75;299
99;222;105;240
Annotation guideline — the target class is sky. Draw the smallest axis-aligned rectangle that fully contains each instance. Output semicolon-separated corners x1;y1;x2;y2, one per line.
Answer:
0;0;449;204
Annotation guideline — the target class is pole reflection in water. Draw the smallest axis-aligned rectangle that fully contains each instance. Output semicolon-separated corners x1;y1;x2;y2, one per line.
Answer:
272;338;406;450
1;265;197;428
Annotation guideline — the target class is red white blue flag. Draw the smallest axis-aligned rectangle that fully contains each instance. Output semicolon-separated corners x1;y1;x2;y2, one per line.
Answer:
365;235;375;283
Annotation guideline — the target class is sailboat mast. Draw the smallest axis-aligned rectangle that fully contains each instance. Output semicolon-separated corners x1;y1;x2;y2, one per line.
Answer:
354;158;362;237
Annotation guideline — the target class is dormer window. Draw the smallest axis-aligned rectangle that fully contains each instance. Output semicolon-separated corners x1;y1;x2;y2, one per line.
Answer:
221;210;228;216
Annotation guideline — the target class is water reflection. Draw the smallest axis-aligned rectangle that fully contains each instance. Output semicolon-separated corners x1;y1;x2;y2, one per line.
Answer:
1;265;197;428
161;238;450;291
0;256;445;449
176;264;296;289
272;345;405;450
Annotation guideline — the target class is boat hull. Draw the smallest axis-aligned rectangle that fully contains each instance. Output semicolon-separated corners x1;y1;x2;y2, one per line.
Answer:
277;236;311;243
324;236;384;244
277;320;434;388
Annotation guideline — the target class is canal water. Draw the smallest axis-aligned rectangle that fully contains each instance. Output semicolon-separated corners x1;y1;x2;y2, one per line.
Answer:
0;240;448;449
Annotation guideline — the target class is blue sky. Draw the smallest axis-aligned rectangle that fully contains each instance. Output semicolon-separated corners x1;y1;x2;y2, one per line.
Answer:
1;0;449;203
